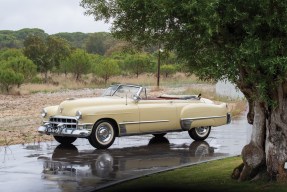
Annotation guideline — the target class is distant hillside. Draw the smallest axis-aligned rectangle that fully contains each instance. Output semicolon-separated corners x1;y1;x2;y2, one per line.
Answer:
53;32;89;49
0;28;47;49
0;28;116;55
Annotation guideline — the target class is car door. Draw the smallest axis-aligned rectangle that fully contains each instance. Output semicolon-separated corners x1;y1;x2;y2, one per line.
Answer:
138;99;177;133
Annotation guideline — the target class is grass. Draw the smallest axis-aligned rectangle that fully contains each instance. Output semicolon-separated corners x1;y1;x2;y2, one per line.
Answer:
111;72;209;87
229;100;246;118
97;156;287;192
16;72;208;94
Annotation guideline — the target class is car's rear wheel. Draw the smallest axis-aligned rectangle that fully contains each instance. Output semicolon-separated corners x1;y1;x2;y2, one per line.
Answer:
152;133;167;137
188;126;211;141
54;136;77;145
88;120;116;149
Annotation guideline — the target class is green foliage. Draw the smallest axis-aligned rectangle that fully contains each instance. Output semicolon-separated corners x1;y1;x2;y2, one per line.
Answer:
0;28;47;48
0;49;37;93
81;0;287;106
54;32;89;49
61;49;91;80
121;53;154;76
14;28;47;40
93;58;120;84
24;35;71;82
0;29;115;52
0;34;20;48
4;56;37;81
0;68;24;93
23;35;48;73
31;76;43;84
160;64;176;78
85;32;117;55
0;48;23;60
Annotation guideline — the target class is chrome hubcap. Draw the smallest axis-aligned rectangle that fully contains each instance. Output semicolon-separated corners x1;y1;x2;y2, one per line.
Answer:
195;126;210;137
96;122;114;145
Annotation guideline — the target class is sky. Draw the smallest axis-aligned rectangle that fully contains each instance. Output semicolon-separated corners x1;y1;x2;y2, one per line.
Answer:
0;0;111;34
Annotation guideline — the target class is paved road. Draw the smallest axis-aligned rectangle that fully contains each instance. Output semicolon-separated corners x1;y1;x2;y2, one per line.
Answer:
0;115;251;192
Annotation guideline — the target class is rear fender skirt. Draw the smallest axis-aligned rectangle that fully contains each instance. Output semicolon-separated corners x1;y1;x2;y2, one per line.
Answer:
180;114;229;131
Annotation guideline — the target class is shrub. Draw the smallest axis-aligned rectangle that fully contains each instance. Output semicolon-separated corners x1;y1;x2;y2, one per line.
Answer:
0;69;24;93
161;64;176;78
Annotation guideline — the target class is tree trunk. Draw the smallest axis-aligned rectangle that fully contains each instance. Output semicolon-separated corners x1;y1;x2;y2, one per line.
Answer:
44;71;48;84
235;101;266;181
105;74;108;86
76;73;80;81
233;81;287;181
265;82;287;180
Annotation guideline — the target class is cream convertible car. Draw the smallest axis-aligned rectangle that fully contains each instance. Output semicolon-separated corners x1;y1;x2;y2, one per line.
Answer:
38;84;231;149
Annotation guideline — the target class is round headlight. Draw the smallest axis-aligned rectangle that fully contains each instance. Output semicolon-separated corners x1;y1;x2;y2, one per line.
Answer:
41;109;47;118
75;111;82;120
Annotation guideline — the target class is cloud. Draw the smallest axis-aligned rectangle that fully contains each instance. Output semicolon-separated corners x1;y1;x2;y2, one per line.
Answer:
0;0;111;34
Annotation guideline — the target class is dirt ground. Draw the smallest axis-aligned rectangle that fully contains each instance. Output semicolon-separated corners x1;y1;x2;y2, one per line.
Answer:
0;84;233;146
0;88;104;146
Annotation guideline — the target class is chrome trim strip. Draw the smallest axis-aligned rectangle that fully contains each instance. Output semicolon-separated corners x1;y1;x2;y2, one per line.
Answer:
119;120;169;125
78;123;94;126
119;128;182;137
181;115;227;121
49;122;76;125
50;115;77;119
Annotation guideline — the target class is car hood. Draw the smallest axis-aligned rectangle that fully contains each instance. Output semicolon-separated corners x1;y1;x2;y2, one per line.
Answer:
55;96;126;116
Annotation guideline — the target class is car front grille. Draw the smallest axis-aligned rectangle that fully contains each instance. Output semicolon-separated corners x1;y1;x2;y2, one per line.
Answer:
49;116;78;129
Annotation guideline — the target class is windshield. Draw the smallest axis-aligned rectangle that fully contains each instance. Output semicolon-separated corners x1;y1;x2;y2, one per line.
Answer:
102;85;142;98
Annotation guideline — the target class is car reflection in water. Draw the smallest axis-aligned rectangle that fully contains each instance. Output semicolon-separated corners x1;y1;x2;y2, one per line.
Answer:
38;137;226;191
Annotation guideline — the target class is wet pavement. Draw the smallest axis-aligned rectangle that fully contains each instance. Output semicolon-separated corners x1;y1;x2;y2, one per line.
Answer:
0;115;251;192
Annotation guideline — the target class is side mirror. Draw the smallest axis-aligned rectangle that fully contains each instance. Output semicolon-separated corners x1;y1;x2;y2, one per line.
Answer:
132;95;141;103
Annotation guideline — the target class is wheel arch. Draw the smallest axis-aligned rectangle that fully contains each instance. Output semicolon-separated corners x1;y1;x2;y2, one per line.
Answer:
94;118;119;137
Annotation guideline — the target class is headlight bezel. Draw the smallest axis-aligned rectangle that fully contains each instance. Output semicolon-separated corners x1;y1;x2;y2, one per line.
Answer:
41;108;47;118
75;110;82;120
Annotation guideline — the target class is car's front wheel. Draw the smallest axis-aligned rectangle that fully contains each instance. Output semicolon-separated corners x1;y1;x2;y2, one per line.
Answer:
88;120;116;149
54;136;77;145
188;126;211;141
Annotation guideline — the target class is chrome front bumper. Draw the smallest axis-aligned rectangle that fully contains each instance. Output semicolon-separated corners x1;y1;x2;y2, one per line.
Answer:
38;123;93;138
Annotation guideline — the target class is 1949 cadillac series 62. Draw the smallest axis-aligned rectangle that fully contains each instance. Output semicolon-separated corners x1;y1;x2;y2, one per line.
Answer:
38;84;231;149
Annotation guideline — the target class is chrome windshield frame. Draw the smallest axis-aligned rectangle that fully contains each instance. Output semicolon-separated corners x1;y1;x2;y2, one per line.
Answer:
102;84;144;98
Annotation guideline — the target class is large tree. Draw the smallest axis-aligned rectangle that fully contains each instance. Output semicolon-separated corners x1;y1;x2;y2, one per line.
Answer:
24;35;71;82
81;0;287;181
